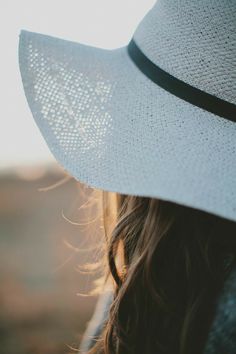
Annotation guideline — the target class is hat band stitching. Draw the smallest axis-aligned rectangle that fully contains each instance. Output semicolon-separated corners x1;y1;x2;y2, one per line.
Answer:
127;39;236;123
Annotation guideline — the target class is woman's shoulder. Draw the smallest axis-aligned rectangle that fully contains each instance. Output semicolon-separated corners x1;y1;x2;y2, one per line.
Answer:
79;290;114;353
79;259;236;354
203;257;236;354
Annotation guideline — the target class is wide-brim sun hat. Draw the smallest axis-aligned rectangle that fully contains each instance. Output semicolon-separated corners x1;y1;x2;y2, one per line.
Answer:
18;0;236;222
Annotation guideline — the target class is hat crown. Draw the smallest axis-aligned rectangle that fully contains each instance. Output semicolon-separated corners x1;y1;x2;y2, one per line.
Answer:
133;0;236;105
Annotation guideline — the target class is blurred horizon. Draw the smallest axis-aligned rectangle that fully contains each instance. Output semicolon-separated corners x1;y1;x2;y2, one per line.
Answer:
0;163;105;353
0;2;162;352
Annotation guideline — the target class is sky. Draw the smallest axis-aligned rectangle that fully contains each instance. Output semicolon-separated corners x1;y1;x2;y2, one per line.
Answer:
0;0;156;170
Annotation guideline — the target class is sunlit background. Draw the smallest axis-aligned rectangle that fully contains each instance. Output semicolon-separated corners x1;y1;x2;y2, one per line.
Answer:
1;0;155;170
0;1;156;353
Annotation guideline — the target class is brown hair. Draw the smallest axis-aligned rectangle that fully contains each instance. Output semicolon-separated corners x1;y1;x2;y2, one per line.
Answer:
87;191;236;354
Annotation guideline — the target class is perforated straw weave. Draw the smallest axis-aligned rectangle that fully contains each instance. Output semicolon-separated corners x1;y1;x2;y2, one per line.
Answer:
18;0;236;222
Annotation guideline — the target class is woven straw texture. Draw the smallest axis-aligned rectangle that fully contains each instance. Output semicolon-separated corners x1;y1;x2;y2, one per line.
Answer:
134;0;236;103
18;0;236;222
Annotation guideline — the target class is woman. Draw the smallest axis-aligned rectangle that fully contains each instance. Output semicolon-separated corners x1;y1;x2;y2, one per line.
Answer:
18;0;236;353
79;193;236;354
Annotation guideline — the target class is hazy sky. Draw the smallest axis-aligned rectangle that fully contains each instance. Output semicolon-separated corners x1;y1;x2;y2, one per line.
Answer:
1;0;156;169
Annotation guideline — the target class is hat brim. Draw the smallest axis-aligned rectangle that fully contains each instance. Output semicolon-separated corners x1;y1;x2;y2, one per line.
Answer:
18;30;236;222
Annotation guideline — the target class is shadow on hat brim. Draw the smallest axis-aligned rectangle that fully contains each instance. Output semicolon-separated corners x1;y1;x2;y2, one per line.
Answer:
18;30;236;222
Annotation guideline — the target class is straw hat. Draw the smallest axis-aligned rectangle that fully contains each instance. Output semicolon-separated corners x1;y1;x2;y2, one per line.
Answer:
18;0;236;222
